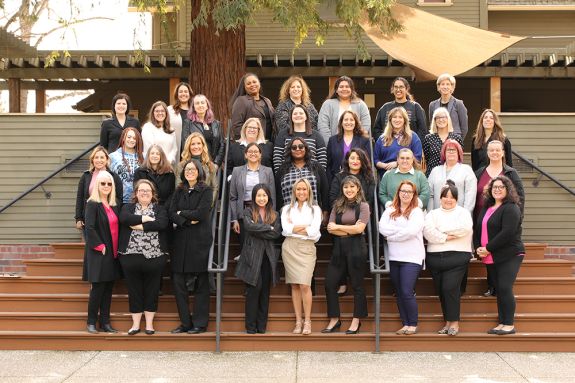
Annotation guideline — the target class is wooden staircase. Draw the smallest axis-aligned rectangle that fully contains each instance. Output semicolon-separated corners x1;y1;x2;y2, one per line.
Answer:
1;241;575;351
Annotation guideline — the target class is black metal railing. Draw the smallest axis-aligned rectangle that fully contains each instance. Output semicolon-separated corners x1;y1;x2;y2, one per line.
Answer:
513;149;575;196
207;121;232;353
0;142;99;215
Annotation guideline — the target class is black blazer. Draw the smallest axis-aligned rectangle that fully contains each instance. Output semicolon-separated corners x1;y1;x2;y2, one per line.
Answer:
181;120;225;166
83;201;122;283
169;184;213;273
227;141;274;170
326;134;372;183
474;164;525;214
118;203;169;254
133;167;176;206
474;201;525;264
99;115;141;154
75;169;123;223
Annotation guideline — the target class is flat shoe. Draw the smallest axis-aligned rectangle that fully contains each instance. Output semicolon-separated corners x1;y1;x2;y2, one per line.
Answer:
497;328;516;335
188;327;207;334
128;328;140;335
404;329;418;335
487;327;501;335
171;325;191;334
396;328;407;335
145;329;155;335
86;324;98;334
99;324;118;333
448;328;459;336
437;327;449;335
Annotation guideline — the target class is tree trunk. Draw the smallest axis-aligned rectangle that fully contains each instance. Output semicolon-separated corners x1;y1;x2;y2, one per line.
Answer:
189;0;246;136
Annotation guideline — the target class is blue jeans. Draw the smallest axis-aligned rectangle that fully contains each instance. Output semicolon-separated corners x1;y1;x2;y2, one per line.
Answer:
389;261;422;326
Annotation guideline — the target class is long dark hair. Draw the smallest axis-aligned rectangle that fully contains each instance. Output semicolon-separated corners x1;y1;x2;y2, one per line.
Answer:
333;175;366;215
178;159;206;190
390;77;414;101
230;73;262;106
473;109;506;150
117;127;144;170
250;184;277;224
483;175;520;207
142;144;173;175
337;110;366;140
329;75;358;100
289;105;312;136
342;148;374;184
171;82;193;113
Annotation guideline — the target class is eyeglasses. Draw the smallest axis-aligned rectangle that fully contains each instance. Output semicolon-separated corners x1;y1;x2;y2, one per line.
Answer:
99;182;112;187
399;189;414;195
246;150;261;155
492;185;506;191
154;110;166;114
184;168;198;173
138;189;152;194
445;148;458;153
291;144;305;151
393;85;406;90
246;126;259;131
435;116;448;121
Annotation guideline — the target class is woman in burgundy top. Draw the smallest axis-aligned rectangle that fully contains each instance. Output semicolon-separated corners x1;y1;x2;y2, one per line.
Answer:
83;171;122;334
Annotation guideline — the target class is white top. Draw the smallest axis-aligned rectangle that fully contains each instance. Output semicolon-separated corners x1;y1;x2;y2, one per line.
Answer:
281;203;322;242
423;206;473;253
427;162;477;212
167;105;184;161
378;207;425;265
141;122;178;166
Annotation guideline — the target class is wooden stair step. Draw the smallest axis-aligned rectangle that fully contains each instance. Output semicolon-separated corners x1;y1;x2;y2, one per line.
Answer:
1;311;574;333
0;330;574;352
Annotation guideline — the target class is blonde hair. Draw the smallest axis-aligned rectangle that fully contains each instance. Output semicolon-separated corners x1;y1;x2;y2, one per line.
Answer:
286;178;316;216
181;132;214;174
87;170;117;206
88;146;110;172
429;107;454;134
382;107;413;147
278;75;312;106
238;117;266;144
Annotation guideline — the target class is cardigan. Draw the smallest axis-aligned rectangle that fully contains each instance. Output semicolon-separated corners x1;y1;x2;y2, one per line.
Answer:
273;130;327;173
473;202;525;264
428;96;469;139
99;115;141;154
231;95;276;140
141;122;178;165
326;134;372;183
274;99;319;132
229;164;276;222
75;169;123;223
423;205;473;253
235;208;282;287
317;98;371;144
427;163;477;212
181;119;225;166
133;167;175;206
378;206;425;266
373;100;427;140
118;203;169;256
378;168;430;209
474;164;525;214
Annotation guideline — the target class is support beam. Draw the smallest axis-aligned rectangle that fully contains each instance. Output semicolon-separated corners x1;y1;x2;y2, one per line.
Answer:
328;76;337;96
169;77;180;103
35;89;46;113
8;78;21;113
490;76;501;113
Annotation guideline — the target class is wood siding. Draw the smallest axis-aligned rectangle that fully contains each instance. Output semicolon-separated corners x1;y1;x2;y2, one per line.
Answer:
400;0;480;27
0;114;106;244
501;113;575;245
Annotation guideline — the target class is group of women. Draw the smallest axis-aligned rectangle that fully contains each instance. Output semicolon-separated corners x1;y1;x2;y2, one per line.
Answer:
75;72;526;337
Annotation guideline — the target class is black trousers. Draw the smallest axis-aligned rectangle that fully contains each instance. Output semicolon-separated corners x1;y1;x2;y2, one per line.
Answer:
245;257;272;332
87;280;115;325
486;266;496;291
172;271;210;328
324;250;367;319
488;255;523;325
120;254;165;313
426;251;471;322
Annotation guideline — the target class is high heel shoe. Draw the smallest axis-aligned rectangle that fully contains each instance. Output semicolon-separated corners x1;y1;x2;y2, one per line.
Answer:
292;320;303;334
302;320;312;335
345;322;361;335
321;320;341;333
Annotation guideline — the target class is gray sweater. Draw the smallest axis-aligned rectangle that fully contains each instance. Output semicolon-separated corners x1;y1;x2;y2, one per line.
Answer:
317;98;371;144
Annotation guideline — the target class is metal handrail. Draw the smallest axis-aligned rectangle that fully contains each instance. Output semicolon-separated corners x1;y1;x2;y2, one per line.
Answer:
0;142;99;214
207;120;232;353
513;149;575;196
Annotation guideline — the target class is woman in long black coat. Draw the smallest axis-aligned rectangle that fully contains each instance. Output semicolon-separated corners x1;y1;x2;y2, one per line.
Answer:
83;170;122;334
169;159;214;334
235;184;281;334
75;146;123;233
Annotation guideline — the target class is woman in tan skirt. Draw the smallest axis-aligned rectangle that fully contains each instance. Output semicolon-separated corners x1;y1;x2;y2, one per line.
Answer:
281;178;322;335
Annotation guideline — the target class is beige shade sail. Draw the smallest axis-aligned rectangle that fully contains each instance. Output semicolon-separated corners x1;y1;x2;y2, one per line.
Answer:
359;4;525;81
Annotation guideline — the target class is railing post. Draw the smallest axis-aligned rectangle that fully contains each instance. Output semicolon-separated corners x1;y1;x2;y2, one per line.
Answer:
374;273;381;353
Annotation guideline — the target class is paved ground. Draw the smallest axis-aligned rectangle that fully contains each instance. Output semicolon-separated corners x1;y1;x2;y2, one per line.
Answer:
1;351;574;382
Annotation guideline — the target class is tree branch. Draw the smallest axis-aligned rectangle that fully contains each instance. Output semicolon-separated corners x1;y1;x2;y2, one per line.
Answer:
32;16;114;47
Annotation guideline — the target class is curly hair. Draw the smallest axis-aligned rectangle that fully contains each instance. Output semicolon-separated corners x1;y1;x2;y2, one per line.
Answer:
482;175;520;207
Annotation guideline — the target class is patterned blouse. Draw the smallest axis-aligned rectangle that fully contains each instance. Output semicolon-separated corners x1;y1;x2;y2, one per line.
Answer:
123;203;166;259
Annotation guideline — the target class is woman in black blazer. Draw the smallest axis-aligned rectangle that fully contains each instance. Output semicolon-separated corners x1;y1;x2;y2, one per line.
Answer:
227;118;274;170
100;93;141;153
119;179;169;335
326;110;371;183
169;159;214;334
75;146;123;233
83;170;122;334
133;145;175;206
474;175;524;335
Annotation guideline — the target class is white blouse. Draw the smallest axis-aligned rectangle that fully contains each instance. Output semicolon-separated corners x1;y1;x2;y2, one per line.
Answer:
281;203;322;242
423;205;473;253
378;207;425;265
141;122;178;166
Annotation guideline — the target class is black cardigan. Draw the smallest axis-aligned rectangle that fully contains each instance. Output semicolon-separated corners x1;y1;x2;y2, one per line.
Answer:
474;164;525;214
75;169;123;223
181;119;225;166
99;115;141;154
118;203;169;255
474;201;525;264
133;167;176;206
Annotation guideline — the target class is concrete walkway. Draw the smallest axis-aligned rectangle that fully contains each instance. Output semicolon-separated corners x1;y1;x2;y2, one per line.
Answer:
1;351;574;382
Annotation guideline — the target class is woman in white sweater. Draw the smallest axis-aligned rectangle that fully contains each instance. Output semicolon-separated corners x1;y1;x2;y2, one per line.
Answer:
427;139;476;212
141;101;178;166
423;180;473;336
378;180;425;335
